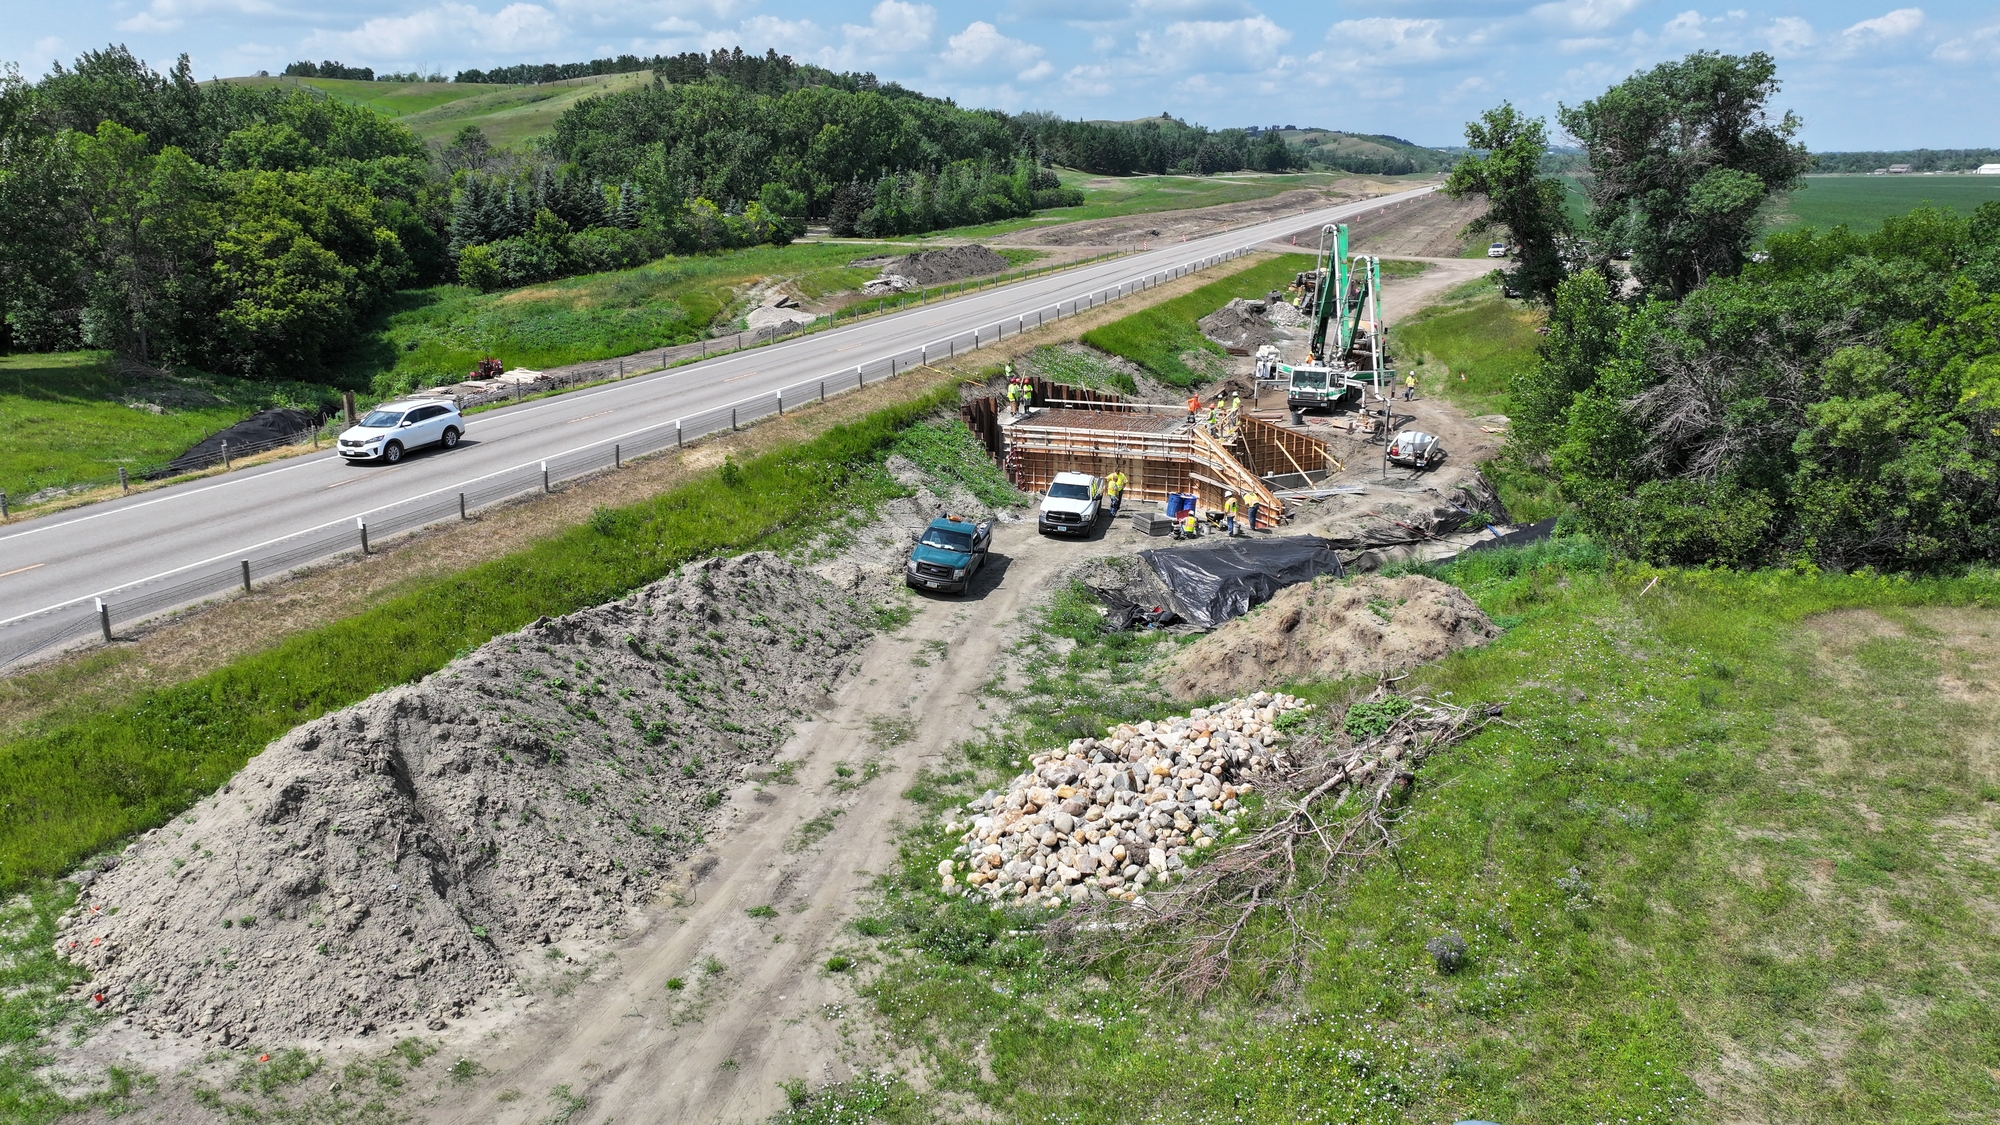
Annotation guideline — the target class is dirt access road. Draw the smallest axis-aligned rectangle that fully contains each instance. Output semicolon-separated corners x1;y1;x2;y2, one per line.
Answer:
427;517;1113;1124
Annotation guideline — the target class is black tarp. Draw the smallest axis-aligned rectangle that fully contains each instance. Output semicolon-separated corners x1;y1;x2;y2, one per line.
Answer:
1139;536;1345;630
1458;516;1558;555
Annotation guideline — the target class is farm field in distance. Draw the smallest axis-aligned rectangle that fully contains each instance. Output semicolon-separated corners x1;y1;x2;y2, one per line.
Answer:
1767;174;2000;235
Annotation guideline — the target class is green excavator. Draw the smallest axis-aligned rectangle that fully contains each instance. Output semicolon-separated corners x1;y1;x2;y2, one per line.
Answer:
1279;222;1391;412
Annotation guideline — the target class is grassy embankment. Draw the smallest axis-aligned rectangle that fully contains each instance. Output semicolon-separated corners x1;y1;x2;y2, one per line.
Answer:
344;240;1044;396
845;543;2000;1125
0;353;339;504
1395;274;1559;520
1081;253;1429;388
0;385;1016;1122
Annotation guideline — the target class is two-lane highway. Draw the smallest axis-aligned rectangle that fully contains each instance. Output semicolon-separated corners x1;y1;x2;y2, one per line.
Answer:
0;184;1432;660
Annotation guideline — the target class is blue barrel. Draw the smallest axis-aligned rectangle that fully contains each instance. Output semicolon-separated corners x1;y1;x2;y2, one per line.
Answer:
1166;493;1193;518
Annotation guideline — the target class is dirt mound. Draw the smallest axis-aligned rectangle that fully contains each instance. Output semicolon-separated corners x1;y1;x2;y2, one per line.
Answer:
57;553;870;1047
1156;574;1496;699
169;408;317;469
874;244;1008;286
1198;297;1303;352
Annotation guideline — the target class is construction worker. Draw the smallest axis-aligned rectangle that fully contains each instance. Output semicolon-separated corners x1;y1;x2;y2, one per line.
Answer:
1186;393;1201;424
1006;379;1022;416
1223;491;1240;537
1106;470;1126;517
1176;509;1199;539
1230;390;1242;415
1404;372;1418;401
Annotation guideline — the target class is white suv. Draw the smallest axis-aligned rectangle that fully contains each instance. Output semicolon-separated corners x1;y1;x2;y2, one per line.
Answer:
337;399;465;463
1037;471;1104;536
1487;242;1509;259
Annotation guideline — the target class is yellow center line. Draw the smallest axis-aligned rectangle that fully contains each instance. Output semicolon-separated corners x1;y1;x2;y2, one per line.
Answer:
0;562;44;579
563;410;615;425
724;370;760;383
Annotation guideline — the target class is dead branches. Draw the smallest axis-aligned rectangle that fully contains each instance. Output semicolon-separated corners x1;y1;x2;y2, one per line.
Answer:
1045;694;1493;1000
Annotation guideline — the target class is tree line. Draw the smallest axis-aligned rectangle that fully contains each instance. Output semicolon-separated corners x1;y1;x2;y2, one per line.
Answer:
1446;50;2000;572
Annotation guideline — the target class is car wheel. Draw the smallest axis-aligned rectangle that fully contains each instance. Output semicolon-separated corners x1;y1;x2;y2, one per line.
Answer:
382;442;403;464
441;427;460;449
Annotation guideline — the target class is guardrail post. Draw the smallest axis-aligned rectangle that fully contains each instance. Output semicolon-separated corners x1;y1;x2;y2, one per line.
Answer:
776;392;783;416
240;559;252;594
221;440;231;471
357;518;369;555
541;461;550;492
857;366;864;389
677;421;684;449
615;443;622;467
619;359;625;378
119;467;129;493
459;492;467;520
97;598;111;643
819;379;826;402
0;489;7;520
731;407;737;431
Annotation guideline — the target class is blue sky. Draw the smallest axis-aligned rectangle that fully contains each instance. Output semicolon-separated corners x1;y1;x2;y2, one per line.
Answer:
4;0;1995;149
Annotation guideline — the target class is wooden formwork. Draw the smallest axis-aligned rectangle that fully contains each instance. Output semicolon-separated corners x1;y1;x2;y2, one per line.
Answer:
1237;414;1341;477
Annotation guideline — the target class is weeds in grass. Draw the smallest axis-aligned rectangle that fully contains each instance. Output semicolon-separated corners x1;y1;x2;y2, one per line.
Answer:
788;809;845;853
772;1071;927;1124
886;419;1025;509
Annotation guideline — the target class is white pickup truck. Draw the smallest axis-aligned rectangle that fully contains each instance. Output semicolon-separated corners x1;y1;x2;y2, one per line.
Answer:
1037;471;1104;537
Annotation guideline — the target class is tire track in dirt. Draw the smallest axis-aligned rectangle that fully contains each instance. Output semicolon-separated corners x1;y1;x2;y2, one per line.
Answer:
430;521;1072;1124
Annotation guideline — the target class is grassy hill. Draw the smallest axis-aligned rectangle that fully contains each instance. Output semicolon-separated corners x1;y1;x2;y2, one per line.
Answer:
1281;128;1454;173
223;72;654;148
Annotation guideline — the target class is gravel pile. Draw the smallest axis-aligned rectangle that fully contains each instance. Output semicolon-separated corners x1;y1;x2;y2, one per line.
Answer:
940;694;1311;906
1197;297;1302;352
870;245;1009;287
56;553;869;1046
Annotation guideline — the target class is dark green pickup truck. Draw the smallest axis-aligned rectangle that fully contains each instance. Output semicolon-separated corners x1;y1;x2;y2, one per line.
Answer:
904;516;992;594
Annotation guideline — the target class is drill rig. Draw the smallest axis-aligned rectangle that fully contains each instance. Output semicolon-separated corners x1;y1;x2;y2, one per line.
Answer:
1281;222;1391;411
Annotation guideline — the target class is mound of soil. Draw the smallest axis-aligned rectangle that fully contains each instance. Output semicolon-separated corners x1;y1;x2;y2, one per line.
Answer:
57;553;870;1046
169;408;317;469
1199;297;1303;352
876;244;1008;286
1156;574;1496;699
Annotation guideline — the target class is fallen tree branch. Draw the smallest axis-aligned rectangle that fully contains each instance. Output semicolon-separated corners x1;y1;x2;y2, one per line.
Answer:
1045;694;1493;999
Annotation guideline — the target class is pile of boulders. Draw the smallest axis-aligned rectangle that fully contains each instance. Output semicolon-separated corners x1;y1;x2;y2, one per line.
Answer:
940;694;1311;906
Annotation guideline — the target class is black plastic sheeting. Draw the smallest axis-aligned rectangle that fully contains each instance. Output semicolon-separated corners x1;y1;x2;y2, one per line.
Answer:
1459;516;1559;555
1140;536;1345;630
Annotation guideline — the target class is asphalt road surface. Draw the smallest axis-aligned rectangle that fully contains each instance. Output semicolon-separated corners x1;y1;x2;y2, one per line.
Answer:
0;185;1433;663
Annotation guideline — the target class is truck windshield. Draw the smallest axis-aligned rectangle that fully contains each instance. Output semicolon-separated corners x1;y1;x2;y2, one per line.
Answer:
359;410;404;428
921;528;974;551
1048;482;1092;500
1290;371;1326;389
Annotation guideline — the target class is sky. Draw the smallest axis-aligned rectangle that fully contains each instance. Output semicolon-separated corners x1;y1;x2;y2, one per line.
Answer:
3;0;1996;150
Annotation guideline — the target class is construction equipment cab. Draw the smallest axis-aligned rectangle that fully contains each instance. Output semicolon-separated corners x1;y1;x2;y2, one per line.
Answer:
905;516;992;593
1283;363;1359;411
1038;472;1104;536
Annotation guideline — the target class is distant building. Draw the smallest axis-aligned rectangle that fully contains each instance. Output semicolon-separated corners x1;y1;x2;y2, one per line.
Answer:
1979;163;2000;175
1887;163;1913;173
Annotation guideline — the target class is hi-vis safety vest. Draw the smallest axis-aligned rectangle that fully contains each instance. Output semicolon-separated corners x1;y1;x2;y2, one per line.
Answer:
1225;495;1239;514
1180;513;1197;534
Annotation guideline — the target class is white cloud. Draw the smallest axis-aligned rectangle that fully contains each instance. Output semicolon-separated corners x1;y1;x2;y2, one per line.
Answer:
305;3;563;60
1843;7;1924;41
1762;15;1817;54
1932;24;2000;62
1327;17;1447;64
116;0;277;35
838;0;935;60
1131;14;1290;73
1529;0;1644;34
943;19;1049;81
1661;10;1705;40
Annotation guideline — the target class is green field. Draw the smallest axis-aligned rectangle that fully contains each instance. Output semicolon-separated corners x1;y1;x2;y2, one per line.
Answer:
0;354;337;504
1399;276;1542;418
863;544;2000;1125
1766;174;2000;235
225;72;654;147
